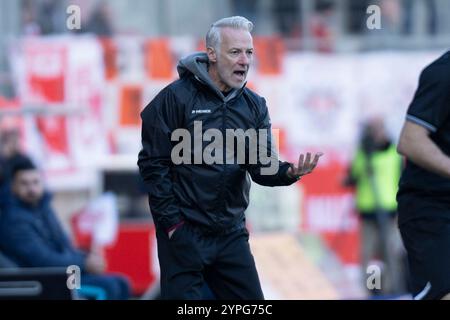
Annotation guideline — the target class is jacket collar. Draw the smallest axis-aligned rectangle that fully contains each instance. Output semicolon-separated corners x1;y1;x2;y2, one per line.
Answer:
11;192;52;211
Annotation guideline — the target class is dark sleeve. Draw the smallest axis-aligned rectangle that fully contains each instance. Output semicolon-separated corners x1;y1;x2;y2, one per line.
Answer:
406;63;450;132
0;182;9;212
0;215;86;270
137;88;184;231
343;165;357;187
0;251;16;268
45;204;83;256
246;98;298;187
0;160;11;211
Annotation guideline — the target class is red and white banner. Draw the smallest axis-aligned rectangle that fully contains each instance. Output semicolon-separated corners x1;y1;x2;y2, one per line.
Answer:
22;41;67;104
12;36;107;188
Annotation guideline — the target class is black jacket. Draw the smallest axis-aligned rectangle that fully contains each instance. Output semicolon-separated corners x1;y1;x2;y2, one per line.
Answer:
138;53;297;234
0;193;86;269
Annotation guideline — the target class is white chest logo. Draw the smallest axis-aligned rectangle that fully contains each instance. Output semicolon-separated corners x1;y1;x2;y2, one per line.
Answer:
192;109;211;114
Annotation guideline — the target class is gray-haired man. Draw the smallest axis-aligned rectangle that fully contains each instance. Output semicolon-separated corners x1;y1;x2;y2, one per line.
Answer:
138;16;322;299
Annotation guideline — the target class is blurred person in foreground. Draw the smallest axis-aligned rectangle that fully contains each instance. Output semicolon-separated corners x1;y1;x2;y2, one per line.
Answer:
344;117;405;297
138;16;323;300
397;50;450;300
0;158;130;300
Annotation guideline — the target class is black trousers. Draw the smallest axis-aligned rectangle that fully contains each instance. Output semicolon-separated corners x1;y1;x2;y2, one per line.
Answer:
155;222;264;300
398;193;450;300
399;217;450;300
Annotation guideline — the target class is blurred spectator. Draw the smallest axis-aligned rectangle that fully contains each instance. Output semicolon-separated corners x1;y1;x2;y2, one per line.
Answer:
21;0;41;35
344;117;406;297
83;1;115;37
379;0;402;35
309;0;337;52
36;0;65;35
0;128;24;161
0;128;17;268
21;0;65;35
346;0;372;34
230;0;258;28
0;158;130;299
272;0;301;37
0;128;32;212
402;0;438;35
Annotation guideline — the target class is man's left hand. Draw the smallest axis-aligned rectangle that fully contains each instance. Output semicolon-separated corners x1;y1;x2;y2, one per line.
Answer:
286;152;323;180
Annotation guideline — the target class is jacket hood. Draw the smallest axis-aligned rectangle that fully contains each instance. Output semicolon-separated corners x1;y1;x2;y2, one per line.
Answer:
177;52;243;101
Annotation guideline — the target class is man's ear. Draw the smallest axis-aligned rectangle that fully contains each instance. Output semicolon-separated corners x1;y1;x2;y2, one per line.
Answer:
206;47;217;63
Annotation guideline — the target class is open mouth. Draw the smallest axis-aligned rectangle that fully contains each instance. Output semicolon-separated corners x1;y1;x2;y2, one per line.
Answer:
233;70;246;79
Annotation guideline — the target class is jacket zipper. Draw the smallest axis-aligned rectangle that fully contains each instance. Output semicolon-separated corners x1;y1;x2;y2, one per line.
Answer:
220;101;227;217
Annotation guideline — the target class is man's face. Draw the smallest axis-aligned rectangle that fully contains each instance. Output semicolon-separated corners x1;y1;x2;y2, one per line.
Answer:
208;27;254;91
367;118;388;144
12;170;44;206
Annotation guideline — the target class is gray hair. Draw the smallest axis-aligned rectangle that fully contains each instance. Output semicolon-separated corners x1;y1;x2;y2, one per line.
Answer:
206;16;254;51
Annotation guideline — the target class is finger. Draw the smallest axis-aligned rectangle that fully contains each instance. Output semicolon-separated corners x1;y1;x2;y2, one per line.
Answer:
297;154;304;173
304;152;311;169
310;152;323;169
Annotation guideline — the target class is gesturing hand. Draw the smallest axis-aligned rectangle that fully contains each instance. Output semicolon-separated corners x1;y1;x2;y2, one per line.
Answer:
286;152;323;180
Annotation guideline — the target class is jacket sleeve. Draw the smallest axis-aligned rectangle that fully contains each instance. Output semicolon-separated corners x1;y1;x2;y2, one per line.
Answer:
247;98;298;187
0;214;86;270
46;203;86;258
137;88;184;231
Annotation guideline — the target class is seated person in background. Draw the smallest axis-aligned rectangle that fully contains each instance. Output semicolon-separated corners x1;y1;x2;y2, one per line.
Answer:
0;128;32;211
0;158;130;300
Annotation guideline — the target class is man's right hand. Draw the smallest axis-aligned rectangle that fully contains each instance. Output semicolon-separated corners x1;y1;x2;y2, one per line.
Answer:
287;152;323;180
85;253;106;274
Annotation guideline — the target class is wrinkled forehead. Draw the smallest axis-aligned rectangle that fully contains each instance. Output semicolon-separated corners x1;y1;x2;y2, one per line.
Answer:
15;170;41;184
219;27;253;50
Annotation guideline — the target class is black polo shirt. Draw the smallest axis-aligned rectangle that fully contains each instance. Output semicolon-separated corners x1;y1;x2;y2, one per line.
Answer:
398;51;450;224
